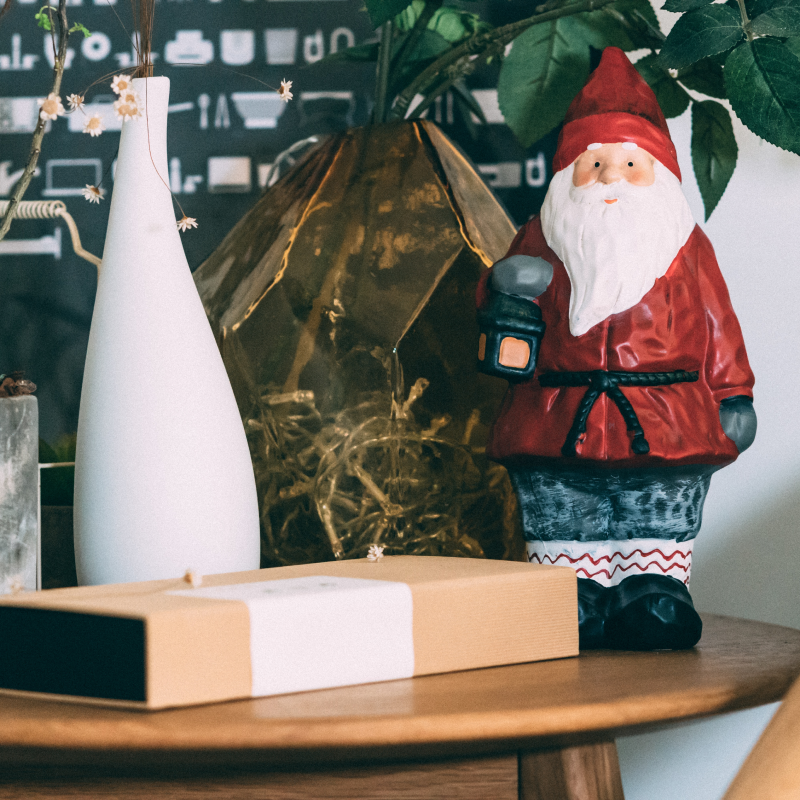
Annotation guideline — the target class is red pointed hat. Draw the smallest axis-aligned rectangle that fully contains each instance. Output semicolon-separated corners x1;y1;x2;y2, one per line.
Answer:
552;47;681;181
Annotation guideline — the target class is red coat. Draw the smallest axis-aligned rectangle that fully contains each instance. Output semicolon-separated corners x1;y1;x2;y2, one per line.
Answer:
477;217;754;468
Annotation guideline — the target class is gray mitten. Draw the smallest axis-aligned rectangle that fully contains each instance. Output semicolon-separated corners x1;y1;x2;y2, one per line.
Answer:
491;255;553;300
719;396;757;453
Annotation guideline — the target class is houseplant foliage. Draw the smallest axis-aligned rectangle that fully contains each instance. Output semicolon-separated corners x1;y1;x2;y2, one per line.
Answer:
332;0;800;219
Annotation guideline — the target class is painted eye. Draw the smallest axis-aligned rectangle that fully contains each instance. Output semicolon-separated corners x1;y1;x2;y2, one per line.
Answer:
627;162;634;167
594;162;600;168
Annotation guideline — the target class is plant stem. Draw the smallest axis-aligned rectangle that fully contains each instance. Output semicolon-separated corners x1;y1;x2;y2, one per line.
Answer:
0;0;14;28
735;0;754;40
390;0;616;121
0;0;69;243
389;0;442;94
373;19;394;123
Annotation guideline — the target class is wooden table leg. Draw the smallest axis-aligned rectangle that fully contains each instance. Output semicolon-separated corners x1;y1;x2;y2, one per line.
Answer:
519;741;625;800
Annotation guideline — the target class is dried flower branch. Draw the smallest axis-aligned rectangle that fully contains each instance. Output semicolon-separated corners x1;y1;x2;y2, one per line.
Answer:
38;93;65;121
83;114;105;137
278;79;293;103
82;184;104;203
367;544;385;561
0;1;292;242
111;73;134;95
0;0;70;243
183;569;202;588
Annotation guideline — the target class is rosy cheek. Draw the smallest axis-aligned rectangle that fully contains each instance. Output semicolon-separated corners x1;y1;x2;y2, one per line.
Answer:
630;164;655;186
572;165;594;187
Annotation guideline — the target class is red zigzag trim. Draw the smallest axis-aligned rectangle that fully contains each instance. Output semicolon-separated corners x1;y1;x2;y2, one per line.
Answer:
527;547;691;567
529;555;691;583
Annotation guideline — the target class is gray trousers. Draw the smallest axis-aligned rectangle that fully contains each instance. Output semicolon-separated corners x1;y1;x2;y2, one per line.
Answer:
505;464;716;544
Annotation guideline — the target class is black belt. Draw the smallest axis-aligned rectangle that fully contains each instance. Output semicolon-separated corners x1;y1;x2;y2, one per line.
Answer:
538;369;699;457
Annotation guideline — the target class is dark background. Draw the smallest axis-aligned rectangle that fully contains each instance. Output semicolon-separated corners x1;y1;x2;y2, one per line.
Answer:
0;0;558;443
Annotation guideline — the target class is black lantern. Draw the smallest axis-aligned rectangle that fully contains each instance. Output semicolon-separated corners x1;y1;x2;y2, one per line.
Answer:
477;292;546;382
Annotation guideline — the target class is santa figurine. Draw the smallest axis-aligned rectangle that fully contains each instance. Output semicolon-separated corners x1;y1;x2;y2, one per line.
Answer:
477;47;756;650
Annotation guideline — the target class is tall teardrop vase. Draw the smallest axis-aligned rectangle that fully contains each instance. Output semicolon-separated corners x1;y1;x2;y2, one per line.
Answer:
74;77;260;585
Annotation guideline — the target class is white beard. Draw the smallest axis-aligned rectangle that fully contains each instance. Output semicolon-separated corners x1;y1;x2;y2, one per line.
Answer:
539;160;695;337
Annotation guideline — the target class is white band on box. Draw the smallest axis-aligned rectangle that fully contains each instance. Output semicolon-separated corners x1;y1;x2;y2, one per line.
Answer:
170;576;415;696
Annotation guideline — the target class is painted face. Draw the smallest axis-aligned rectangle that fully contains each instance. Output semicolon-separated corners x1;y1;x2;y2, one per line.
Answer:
572;142;656;193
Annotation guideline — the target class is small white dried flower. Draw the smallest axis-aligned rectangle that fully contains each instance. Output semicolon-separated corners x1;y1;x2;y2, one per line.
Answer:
7;575;25;595
82;184;104;204
184;569;203;588
83;114;105;137
114;102;141;121
177;215;198;232
111;74;134;95
114;90;142;121
367;544;385;562
67;93;85;112
38;93;65;121
278;78;293;103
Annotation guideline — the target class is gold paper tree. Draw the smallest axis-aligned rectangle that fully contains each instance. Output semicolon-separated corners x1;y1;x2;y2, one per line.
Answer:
195;120;525;566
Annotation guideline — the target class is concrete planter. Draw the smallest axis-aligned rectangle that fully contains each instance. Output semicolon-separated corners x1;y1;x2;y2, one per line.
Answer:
0;395;39;593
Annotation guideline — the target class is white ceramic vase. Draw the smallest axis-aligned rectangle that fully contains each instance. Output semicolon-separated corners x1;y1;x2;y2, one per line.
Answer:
74;77;260;585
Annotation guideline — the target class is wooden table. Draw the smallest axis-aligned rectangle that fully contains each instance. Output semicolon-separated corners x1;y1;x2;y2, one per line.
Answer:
1;614;798;800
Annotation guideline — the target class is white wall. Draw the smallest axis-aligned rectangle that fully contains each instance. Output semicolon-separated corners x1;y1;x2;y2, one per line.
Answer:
616;93;800;799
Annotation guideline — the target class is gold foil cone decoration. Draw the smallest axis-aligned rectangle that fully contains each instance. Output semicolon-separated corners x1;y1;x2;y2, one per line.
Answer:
195;120;525;566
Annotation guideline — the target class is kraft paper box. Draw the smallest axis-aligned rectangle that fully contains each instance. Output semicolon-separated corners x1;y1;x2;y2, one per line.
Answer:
0;556;577;710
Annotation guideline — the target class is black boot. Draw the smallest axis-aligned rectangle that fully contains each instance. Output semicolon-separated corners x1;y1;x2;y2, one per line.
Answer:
577;578;610;649
605;574;702;651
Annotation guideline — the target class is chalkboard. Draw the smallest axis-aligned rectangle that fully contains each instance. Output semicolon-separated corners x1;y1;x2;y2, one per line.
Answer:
0;0;557;441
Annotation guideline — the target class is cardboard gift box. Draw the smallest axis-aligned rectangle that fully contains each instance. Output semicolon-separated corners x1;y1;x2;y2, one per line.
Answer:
0;556;577;710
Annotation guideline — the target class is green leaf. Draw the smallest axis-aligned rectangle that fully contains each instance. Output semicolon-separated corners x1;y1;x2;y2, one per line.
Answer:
34;6;52;31
662;0;715;13
750;0;800;37
452;79;487;125
724;0;760;17
787;36;800;59
578;0;663;51
69;22;92;38
39;438;59;463
316;42;380;65
659;5;744;69
395;0;425;31
498;17;591;149
677;57;726;98
364;0;414;29
636;54;692;117
691;100;737;219
407;28;451;61
429;7;490;42
621;0;661;31
395;2;489;42
725;38;800;154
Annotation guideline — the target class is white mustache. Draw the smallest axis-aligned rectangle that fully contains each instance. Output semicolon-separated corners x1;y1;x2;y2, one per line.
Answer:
568;179;650;205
